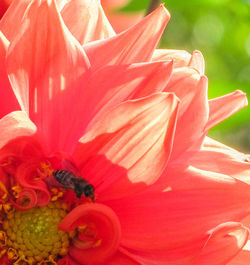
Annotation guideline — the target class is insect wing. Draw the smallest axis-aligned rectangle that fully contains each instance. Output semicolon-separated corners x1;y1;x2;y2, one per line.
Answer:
62;159;81;176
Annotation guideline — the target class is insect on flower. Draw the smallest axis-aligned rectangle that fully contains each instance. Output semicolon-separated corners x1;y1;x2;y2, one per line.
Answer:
53;169;95;201
0;0;249;264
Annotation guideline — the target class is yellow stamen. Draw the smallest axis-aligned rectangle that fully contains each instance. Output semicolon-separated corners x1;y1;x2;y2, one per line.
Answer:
3;203;14;214
0;249;6;258
0;181;8;194
12;185;22;199
0;231;7;246
38;162;54;179
2;193;8;200
13;255;30;265
38;255;57;265
93;239;102;248
7;248;18;260
2;202;69;263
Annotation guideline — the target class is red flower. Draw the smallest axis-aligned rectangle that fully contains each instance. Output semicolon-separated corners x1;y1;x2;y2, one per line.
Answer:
0;0;249;264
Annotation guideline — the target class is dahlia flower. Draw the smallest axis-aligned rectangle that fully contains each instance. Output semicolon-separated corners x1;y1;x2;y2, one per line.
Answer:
0;0;249;264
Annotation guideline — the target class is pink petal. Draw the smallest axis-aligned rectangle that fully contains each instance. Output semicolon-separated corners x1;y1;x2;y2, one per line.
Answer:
83;5;170;71
0;31;20;118
194;222;249;265
0;0;30;41
119;243;206;265
205;90;248;131
0;111;36;149
164;67;208;160
61;0;115;45
227;247;250;265
6;0;90;153
104;249;141;265
73;93;179;200
188;50;205;74
104;166;250;252
189;137;250;184
152;49;192;68
79;61;173;129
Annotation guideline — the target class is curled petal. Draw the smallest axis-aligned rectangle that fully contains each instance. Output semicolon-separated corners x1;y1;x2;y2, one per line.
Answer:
15;161;50;206
84;5;170;71
194;222;249;265
59;203;121;264
13;188;37;210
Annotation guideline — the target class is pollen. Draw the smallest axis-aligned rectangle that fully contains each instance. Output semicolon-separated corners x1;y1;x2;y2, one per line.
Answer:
1;202;70;264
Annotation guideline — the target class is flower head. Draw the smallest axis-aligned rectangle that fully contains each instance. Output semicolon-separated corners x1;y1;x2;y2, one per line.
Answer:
0;0;249;264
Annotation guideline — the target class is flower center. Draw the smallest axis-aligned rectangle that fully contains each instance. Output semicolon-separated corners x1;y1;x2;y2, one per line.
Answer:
1;202;69;264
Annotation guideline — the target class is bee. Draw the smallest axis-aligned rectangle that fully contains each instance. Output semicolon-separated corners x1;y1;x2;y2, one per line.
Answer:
53;170;95;201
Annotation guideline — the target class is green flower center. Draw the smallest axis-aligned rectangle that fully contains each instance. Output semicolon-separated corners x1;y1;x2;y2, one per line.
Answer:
3;202;69;264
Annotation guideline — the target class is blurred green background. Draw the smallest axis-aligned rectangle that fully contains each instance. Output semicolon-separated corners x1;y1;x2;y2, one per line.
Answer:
121;0;250;152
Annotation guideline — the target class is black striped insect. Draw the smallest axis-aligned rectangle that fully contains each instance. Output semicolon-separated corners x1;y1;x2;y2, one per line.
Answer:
53;169;95;201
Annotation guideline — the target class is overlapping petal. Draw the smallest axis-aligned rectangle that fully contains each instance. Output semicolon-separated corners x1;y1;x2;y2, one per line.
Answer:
0;111;36;149
188;50;205;75
163;67;208;160
104;166;250;253
83;5;170;71
153;49;192;68
61;0;115;45
105;11;143;34
0;0;30;41
152;49;205;74
74;93;179;199
189;137;250;184
78;60;173;129
6;0;90;153
0;31;19;118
